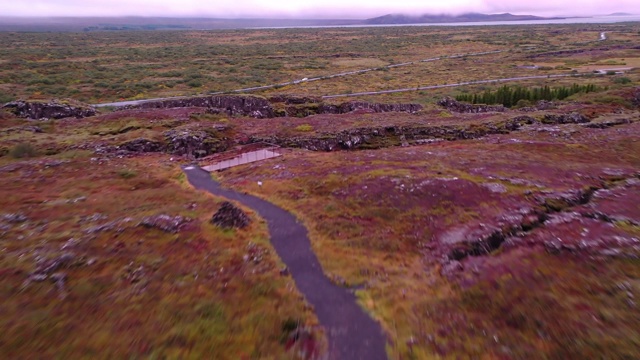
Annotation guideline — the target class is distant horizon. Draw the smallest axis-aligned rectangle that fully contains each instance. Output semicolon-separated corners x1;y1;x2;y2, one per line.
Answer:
3;0;639;19
1;11;638;21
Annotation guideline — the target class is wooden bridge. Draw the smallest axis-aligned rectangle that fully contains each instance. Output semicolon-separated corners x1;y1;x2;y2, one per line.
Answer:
200;143;281;172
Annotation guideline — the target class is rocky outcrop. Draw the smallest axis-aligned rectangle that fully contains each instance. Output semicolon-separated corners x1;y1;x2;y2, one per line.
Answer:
541;112;589;124
269;95;322;104
282;101;422;118
124;94;421;119
247;111;597;152
128;95;275;118
164;127;230;158
119;138;165;153
3;99;96;120
437;97;506;113
250;119;525;151
116;126;232;158
584;118;633;129
318;101;422;115
140;214;192;233
211;201;251;229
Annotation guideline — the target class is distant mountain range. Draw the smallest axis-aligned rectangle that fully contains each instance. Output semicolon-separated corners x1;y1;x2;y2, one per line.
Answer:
607;12;634;16
364;12;564;25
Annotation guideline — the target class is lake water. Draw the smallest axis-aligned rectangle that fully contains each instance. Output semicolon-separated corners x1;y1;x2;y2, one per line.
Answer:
256;15;640;29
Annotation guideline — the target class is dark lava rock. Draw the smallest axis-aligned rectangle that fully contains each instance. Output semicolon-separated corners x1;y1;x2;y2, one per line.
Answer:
140;214;192;233
3;99;96;120
437;97;506;113
269;95;322;104
119;138;165;153
510;115;537;125
584;118;632;129
163;127;230;158
211;201;251;229
317;101;422;115
124;94;421;119
251;119;523;151
128;95;275;118
542;112;589;124
633;87;640;108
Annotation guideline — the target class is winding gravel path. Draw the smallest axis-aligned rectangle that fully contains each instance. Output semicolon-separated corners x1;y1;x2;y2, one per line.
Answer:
183;165;388;360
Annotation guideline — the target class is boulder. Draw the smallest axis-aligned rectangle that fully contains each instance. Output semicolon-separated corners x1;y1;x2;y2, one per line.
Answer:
3;99;96;120
211;201;251;229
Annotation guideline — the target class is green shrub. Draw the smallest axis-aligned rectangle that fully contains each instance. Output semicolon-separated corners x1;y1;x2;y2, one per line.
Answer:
612;77;632;85
9;143;38;158
117;169;137;179
294;124;313;132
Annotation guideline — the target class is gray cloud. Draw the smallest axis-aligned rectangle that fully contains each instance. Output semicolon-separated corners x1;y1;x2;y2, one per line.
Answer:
3;0;638;18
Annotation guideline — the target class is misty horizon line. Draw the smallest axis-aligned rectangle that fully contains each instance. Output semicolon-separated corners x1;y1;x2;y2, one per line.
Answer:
3;11;637;21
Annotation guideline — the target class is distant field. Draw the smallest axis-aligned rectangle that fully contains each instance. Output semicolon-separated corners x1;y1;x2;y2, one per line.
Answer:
0;23;639;105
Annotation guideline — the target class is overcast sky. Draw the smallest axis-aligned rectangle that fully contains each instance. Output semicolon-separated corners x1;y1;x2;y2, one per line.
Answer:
3;0;639;18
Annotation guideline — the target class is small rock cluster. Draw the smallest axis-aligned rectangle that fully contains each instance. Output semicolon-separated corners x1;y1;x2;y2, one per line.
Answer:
26;252;77;296
210;202;251;229
139;214;192;233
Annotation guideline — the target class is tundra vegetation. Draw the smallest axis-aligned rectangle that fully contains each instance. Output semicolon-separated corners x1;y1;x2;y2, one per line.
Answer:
1;22;640;359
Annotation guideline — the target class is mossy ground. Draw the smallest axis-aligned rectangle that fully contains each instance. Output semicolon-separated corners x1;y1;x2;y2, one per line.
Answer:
0;147;316;358
215;119;640;358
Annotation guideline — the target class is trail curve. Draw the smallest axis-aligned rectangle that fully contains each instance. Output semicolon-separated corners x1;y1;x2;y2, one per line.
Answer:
182;165;388;360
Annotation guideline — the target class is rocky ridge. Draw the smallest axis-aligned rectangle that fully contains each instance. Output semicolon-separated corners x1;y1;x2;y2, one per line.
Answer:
3;99;96;120
437;97;506;113
124;95;422;119
248;113;597;151
113;124;232;158
436;173;640;279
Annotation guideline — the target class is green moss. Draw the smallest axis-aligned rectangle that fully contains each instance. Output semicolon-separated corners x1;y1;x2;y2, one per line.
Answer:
117;168;137;179
544;198;571;212
295;124;314;132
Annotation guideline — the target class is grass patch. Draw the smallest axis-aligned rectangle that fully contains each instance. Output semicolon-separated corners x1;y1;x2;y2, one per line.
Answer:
9;143;38;158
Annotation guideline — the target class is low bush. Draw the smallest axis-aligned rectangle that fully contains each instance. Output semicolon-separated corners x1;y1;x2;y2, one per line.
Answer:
295;124;314;132
117;168;138;179
9;143;38;158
